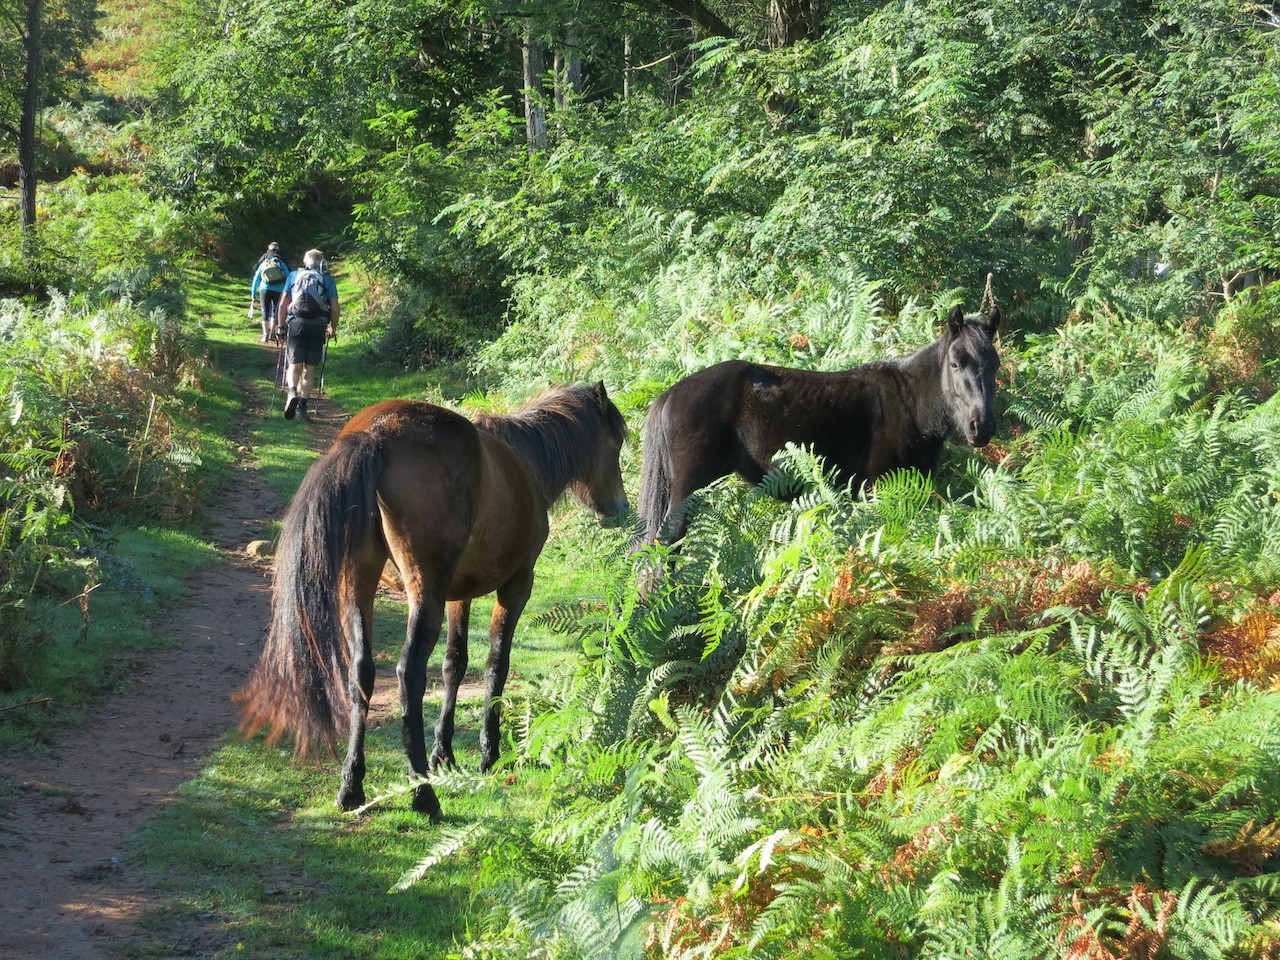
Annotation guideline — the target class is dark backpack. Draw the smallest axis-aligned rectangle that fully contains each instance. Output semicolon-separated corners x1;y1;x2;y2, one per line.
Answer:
290;269;329;319
260;255;286;284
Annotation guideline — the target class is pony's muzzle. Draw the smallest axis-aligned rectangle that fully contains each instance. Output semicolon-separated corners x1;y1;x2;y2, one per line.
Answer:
966;416;995;447
597;496;632;528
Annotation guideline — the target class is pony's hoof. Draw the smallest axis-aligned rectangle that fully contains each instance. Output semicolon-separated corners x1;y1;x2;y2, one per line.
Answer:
478;755;497;774
428;747;457;771
412;784;443;822
337;786;365;812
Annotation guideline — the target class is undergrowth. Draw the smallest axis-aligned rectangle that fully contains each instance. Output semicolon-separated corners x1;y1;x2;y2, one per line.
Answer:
0;171;228;724
404;303;1280;959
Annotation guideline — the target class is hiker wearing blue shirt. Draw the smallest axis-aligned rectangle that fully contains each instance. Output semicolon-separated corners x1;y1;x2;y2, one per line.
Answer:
251;242;291;343
276;248;340;421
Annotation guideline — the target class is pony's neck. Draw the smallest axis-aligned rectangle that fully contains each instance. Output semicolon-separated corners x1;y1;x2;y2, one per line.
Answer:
479;406;582;506
895;338;953;439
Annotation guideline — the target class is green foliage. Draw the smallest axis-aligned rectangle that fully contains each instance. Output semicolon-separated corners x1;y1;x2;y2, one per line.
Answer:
477;260;937;407
1022;0;1280;319
133;0;1280;385
0;0;101;150
0;167;220;706
400;305;1280;957
0;168;212;295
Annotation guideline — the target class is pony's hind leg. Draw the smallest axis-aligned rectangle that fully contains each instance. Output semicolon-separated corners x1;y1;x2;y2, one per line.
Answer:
479;569;535;773
662;459;735;544
430;600;470;770
397;589;446;819
337;564;381;811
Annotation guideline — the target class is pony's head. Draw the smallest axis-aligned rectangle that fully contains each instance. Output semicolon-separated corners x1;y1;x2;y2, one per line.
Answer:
567;381;631;525
942;305;1000;447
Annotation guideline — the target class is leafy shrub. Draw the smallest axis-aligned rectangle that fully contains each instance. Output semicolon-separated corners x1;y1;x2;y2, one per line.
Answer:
0;261;206;696
476;259;944;408
1206;283;1280;399
353;270;497;373
404;304;1280;957
0;171;210;296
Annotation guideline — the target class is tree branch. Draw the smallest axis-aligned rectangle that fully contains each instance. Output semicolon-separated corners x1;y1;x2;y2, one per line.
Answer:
642;0;736;40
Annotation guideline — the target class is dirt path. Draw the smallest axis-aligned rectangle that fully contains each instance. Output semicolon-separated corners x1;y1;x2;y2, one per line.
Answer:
0;363;345;959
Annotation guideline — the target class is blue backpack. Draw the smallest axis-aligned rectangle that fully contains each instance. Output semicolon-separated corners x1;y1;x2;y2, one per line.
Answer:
291;269;329;319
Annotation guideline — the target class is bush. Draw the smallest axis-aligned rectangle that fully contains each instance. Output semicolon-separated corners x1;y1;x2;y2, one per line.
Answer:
402;307;1280;958
0;257;207;696
354;270;496;372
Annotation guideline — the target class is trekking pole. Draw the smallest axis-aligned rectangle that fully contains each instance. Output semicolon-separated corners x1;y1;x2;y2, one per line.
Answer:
318;333;333;397
274;332;286;394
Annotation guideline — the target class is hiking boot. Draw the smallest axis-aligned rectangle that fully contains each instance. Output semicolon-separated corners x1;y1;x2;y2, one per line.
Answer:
284;394;299;420
298;398;309;420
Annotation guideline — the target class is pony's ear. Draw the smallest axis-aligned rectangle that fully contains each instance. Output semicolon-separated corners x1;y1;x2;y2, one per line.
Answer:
984;305;1001;334
593;380;608;403
947;305;965;333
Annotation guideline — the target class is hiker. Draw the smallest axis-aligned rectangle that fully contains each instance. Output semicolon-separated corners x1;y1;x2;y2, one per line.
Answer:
276;248;339;421
250;242;291;343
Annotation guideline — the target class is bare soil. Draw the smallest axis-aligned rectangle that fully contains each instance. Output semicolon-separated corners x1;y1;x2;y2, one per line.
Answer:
0;371;352;959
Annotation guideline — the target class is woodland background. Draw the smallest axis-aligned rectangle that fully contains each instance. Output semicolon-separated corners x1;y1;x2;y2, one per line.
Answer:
3;0;1280;956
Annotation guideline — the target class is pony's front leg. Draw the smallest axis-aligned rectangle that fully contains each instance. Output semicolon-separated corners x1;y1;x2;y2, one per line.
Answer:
480;570;534;773
430;600;470;770
338;591;376;811
398;592;445;819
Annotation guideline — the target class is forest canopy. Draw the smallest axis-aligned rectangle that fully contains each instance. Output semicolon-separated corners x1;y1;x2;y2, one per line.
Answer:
132;0;1280;353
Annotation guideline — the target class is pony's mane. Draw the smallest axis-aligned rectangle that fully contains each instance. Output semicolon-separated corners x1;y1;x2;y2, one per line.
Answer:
888;314;991;362
475;385;623;503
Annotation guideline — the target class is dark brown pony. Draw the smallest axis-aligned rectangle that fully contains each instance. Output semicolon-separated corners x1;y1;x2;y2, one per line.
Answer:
637;306;1000;545
237;382;629;819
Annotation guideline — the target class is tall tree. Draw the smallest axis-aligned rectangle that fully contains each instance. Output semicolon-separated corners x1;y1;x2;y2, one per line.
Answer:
522;22;547;152
767;0;817;46
554;26;582;109
19;0;40;253
1;0;98;272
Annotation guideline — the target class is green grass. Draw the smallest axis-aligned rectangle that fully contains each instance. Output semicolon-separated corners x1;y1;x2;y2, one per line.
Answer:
124;527;615;959
130;734;566;959
0;526;221;748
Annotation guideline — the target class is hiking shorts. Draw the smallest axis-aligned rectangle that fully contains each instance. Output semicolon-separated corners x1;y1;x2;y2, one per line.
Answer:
285;316;328;366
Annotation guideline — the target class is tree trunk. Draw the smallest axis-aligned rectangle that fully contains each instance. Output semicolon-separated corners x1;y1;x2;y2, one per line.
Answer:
553;29;581;111
768;0;819;47
666;17;694;107
522;25;547;153
623;34;633;99
20;0;42;266
554;48;563;108
562;27;581;104
1067;124;1111;264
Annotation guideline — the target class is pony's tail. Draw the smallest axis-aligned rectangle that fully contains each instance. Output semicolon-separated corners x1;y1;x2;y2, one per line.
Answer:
633;393;673;550
236;431;385;758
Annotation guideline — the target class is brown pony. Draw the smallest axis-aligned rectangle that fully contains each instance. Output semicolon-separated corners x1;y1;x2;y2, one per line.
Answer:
237;383;629;819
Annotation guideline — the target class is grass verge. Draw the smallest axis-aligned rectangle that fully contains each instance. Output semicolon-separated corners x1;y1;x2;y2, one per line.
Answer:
0;526;220;748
